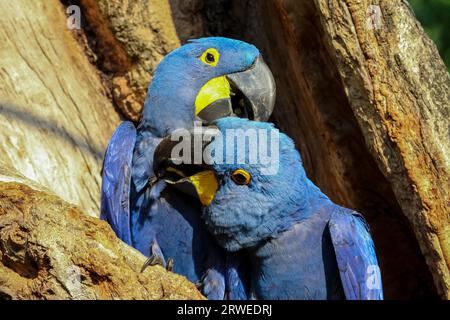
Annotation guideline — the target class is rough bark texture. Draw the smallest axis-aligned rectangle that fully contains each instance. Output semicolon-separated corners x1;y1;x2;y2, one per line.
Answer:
74;0;181;121
315;0;450;299
0;162;204;300
0;0;120;216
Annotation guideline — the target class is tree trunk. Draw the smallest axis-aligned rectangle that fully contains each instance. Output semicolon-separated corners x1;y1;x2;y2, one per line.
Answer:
0;0;120;216
75;0;182;122
314;0;450;299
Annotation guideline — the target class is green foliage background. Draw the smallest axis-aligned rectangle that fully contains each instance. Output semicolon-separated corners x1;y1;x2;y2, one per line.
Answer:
410;0;450;71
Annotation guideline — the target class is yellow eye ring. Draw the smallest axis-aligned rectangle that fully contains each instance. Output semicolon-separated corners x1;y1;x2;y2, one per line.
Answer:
200;48;220;66
231;169;251;185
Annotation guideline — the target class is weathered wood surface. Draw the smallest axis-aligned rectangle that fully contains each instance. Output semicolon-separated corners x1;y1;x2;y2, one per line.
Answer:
0;0;120;216
78;0;181;121
0;161;204;300
315;0;450;299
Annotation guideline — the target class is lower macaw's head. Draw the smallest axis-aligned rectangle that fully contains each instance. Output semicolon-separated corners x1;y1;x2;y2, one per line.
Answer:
142;37;276;136
153;118;318;251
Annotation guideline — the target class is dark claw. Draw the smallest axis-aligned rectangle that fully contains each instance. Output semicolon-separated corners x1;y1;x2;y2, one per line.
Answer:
149;176;158;188
195;281;203;291
166;258;174;272
140;254;165;273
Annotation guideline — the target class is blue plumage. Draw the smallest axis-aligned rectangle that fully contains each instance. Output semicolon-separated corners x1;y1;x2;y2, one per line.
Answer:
101;38;264;299
329;209;383;300
100;122;136;245
196;118;383;299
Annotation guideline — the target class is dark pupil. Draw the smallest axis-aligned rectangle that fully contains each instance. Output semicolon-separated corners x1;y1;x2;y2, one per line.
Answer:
233;173;247;184
206;52;215;63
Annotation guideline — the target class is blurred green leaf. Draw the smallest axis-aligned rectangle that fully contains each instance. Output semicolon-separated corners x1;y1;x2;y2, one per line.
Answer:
410;0;450;71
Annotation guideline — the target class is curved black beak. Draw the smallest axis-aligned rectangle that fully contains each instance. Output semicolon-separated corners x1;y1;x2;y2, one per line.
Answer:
153;128;219;206
226;56;276;121
196;56;276;123
153;128;216;177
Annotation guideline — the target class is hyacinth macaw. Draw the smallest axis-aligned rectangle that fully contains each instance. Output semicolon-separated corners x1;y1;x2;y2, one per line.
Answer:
100;38;275;299
153;117;384;300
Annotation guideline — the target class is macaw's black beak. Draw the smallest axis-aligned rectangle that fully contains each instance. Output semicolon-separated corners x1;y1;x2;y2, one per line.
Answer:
227;56;276;121
153;128;219;206
196;56;276;123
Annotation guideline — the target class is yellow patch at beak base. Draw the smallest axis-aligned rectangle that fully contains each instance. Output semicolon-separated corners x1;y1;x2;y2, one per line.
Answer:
188;170;218;206
195;76;231;116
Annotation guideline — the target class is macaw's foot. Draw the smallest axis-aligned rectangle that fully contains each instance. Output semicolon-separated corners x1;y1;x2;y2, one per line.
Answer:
195;281;203;291
148;176;158;188
140;254;165;273
141;239;167;273
166;258;174;272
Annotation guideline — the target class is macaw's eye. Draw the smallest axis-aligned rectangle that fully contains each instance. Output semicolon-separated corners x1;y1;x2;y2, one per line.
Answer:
231;169;251;185
200;48;219;66
206;53;215;63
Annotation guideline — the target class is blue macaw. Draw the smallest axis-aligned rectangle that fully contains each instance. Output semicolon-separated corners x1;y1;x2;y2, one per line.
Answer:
153;117;384;300
100;38;276;299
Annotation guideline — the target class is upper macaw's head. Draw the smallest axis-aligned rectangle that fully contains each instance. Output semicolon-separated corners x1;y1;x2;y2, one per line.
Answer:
153;118;324;251
142;37;276;136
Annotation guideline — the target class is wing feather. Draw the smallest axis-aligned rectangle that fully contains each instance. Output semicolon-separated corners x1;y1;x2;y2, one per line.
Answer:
329;208;383;300
100;121;136;245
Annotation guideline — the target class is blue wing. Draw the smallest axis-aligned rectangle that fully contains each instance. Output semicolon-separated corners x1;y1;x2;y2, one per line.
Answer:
100;121;136;245
328;208;383;300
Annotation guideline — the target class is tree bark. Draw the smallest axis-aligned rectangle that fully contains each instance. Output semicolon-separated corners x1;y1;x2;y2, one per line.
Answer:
76;0;182;121
0;161;203;300
314;0;450;299
0;0;120;216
